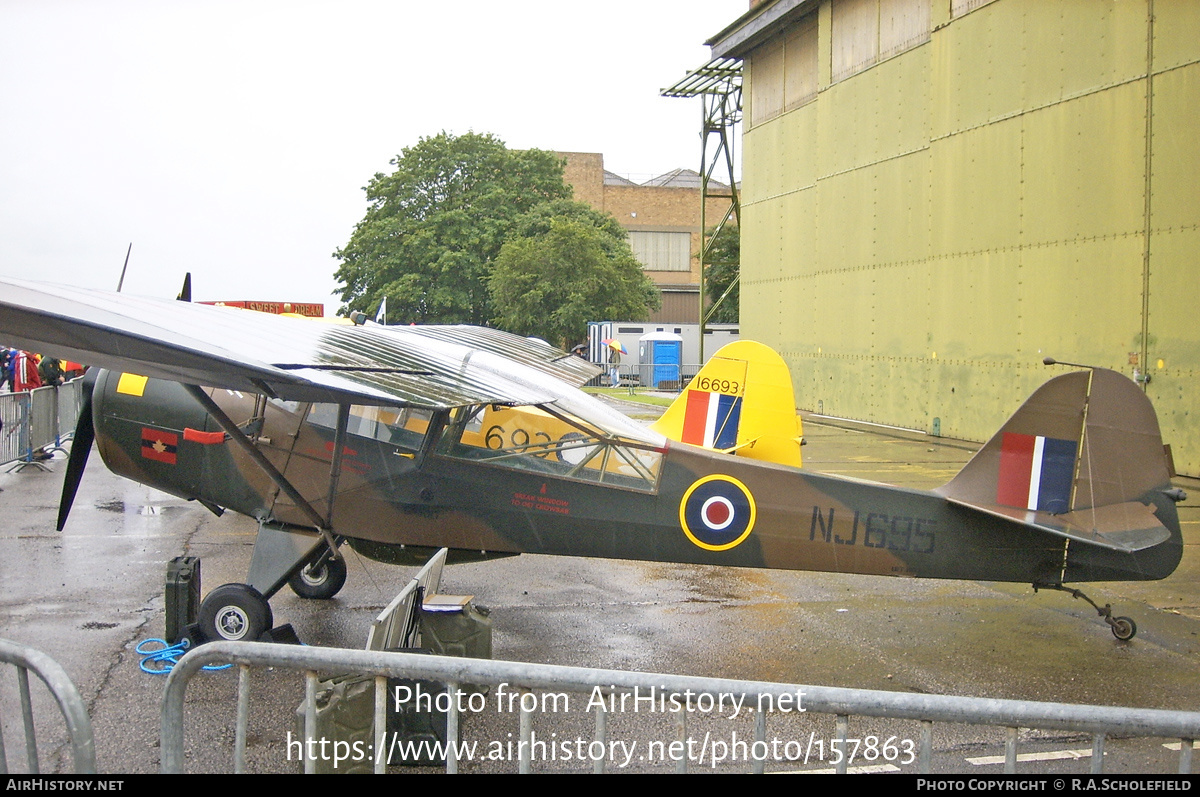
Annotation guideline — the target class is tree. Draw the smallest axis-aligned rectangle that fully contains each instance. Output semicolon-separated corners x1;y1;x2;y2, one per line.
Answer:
334;132;571;323
489;215;660;349
504;198;631;259
702;224;739;323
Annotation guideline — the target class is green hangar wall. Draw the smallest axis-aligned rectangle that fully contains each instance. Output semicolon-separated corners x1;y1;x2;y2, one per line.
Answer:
710;0;1200;474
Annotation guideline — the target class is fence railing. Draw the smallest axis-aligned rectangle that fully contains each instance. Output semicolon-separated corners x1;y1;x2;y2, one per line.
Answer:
0;392;29;467
0;638;96;774
0;379;82;469
586;364;702;391
55;379;81;447
162;641;1200;774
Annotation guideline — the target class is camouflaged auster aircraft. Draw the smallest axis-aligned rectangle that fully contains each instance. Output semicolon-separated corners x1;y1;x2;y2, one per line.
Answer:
0;278;1184;643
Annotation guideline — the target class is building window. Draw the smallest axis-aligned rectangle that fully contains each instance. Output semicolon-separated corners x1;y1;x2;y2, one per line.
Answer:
629;231;691;272
832;0;930;82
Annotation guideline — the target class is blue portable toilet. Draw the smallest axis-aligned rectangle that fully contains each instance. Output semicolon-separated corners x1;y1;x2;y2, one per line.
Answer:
639;331;683;389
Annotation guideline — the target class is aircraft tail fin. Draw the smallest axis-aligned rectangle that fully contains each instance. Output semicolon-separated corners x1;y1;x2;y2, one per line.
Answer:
937;367;1179;553
650;340;803;467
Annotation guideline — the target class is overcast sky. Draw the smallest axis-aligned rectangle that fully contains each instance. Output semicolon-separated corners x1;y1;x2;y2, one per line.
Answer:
0;0;746;312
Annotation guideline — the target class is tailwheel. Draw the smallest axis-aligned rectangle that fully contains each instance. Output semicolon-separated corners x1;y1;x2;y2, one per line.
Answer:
288;554;347;600
1033;582;1138;641
1109;616;1137;641
199;583;273;642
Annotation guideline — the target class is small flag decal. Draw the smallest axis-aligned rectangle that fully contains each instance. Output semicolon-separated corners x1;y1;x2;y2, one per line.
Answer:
141;428;178;465
680;391;742;450
997;432;1077;513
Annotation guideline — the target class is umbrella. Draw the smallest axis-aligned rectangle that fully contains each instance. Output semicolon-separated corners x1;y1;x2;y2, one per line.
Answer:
602;338;628;355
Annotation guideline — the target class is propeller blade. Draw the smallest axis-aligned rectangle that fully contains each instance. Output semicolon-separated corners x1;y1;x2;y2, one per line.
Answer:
57;374;96;531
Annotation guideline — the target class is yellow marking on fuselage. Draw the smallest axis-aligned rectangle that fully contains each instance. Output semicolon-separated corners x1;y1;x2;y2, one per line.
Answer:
116;373;148;396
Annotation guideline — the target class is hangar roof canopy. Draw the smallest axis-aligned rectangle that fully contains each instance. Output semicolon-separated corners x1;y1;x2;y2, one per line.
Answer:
706;0;818;59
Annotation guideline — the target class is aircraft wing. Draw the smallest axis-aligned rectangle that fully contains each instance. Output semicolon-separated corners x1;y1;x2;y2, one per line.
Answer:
0;278;601;408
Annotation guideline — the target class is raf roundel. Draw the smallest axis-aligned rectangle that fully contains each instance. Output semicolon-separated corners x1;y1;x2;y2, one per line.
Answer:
679;475;757;551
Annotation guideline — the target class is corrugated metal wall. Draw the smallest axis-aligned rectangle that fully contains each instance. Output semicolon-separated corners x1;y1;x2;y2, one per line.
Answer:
740;0;1200;474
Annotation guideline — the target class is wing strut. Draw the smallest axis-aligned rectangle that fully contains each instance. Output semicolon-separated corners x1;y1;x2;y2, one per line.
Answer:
182;384;331;535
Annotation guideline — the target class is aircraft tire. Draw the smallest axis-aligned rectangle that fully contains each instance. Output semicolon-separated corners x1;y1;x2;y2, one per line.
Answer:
288;556;348;600
199;583;273;642
1110;616;1137;641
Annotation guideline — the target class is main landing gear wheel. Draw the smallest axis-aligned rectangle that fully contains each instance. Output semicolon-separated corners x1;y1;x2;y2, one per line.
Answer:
288;555;347;600
1109;616;1137;641
199;583;273;642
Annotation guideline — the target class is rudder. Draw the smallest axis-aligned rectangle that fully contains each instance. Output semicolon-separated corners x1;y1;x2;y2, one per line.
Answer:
937;367;1179;556
651;340;803;467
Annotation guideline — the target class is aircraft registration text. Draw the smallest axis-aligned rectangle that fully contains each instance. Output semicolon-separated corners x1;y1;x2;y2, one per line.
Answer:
810;507;936;554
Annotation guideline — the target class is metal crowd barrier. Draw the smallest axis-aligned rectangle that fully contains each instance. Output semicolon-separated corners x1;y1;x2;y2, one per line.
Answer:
1;378;82;470
56;378;82;446
162;641;1200;774
29;386;57;452
0;638;96;774
0;392;28;467
586;364;700;391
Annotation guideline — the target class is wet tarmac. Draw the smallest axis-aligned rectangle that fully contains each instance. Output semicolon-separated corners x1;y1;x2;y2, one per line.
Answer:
2;406;1198;774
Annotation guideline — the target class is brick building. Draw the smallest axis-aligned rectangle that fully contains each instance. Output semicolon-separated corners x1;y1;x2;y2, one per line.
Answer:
559;152;723;324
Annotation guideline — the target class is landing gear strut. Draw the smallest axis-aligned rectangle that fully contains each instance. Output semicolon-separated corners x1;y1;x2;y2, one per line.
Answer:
182;387;356;644
1033;582;1137;641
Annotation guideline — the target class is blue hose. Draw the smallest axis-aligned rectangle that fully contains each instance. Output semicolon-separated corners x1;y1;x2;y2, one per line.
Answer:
136;638;231;674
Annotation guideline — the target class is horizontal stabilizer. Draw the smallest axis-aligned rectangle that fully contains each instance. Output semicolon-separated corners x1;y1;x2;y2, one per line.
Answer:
945;497;1170;552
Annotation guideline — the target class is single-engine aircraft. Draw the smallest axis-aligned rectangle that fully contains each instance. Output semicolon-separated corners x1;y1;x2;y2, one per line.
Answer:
0;278;1185;643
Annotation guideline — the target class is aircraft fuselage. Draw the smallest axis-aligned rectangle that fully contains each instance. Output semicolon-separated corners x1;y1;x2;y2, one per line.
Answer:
90;371;1183;587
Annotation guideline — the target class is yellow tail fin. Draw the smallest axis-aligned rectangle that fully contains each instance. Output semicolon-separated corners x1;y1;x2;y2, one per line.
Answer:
650;340;803;467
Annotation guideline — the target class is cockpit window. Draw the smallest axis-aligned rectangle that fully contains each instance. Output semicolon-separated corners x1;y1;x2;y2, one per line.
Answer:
436;403;663;492
307;403;433;453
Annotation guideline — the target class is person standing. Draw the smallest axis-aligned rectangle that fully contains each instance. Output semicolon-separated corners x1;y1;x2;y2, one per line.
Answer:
13;351;41;392
37;356;63;387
